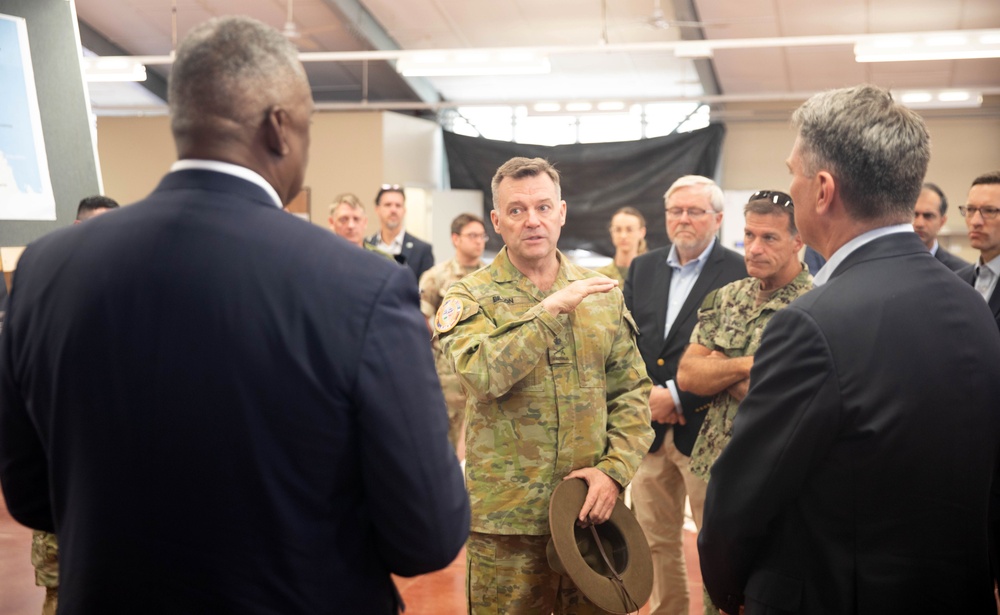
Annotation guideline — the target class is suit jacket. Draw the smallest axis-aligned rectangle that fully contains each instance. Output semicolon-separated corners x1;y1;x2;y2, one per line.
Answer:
624;240;747;455
960;262;1000;330
368;231;434;281
0;170;469;615
699;233;1000;614
934;245;970;272
960;259;1000;591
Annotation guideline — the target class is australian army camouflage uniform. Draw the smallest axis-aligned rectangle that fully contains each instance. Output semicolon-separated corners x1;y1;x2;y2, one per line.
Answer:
435;246;654;538
32;530;59;615
687;266;813;481
419;257;486;450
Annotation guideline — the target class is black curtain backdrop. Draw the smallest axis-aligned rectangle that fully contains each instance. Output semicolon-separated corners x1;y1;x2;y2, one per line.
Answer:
443;123;726;256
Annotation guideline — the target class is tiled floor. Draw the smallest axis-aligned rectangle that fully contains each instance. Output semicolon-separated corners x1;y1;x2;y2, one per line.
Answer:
0;494;703;615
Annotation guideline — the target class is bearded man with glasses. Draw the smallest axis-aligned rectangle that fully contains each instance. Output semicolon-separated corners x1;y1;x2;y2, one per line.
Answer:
623;175;746;615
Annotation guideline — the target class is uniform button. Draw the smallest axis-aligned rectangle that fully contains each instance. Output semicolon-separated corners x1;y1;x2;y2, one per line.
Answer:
656;358;665;366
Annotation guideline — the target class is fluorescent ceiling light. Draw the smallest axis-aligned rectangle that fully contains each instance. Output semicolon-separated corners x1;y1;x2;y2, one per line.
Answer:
896;89;982;109
856;33;1000;62
565;102;593;112
82;57;147;82
596;101;626;111
533;102;561;113
396;51;550;77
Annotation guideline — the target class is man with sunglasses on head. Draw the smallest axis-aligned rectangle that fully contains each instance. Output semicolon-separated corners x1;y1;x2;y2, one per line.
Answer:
623;175;746;615
699;85;1000;614
368;184;434;280
960;171;1000;329
675;190;811;615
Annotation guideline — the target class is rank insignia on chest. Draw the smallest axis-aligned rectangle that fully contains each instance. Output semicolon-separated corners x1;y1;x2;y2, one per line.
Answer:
435;297;464;333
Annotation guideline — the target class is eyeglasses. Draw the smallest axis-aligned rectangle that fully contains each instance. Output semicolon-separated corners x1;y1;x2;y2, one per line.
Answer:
958;205;1000;220
665;207;712;219
460;232;489;241
750;190;794;208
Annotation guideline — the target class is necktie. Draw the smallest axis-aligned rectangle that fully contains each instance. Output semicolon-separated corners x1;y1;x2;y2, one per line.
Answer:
975;265;994;301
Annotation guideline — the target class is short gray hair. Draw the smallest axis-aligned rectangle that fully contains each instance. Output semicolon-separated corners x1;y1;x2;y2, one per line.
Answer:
169;16;305;139
664;175;724;213
792;85;929;223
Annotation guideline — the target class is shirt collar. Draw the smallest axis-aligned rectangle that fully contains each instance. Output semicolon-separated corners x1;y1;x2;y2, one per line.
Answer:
813;223;913;287
929;239;940;256
979;252;1000;275
666;237;716;271
170;159;283;209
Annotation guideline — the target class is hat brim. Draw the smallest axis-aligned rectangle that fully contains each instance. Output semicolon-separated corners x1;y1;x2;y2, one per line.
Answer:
548;478;653;614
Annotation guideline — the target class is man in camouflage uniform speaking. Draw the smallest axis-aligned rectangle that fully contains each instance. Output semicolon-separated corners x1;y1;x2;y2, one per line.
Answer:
419;213;490;454
436;157;654;614
677;191;812;486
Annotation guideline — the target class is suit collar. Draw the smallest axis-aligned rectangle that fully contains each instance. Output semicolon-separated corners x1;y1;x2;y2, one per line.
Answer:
154;169;280;211
825;230;929;283
169;160;282;208
815;224;914;286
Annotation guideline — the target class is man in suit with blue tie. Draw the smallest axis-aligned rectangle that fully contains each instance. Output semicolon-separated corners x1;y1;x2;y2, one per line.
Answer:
623;175;746;615
368;185;435;280
0;16;468;614
699;85;1000;614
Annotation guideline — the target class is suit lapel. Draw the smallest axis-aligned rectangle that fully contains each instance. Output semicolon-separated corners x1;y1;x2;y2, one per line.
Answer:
662;242;723;350
650;258;672;343
990;284;1000;319
399;232;413;262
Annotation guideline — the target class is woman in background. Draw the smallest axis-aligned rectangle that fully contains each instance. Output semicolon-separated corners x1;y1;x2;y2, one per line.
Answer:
595;206;647;285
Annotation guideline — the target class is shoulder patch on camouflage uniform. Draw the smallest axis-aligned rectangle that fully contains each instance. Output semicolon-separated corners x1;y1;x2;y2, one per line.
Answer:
699;289;720;311
435;297;465;333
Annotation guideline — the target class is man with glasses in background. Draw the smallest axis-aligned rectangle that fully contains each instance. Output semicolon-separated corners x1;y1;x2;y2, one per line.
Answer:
419;213;490;454
960;171;1000;329
675;190;811;615
623;175;746;615
368;184;434;280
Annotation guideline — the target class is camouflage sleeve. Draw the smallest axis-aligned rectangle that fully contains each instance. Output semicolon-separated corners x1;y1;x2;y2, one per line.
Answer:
418;268;441;320
690;288;722;350
438;286;566;401
594;300;654;488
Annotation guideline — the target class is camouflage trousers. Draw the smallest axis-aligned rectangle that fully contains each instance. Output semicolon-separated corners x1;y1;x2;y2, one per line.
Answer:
466;532;611;615
31;531;59;615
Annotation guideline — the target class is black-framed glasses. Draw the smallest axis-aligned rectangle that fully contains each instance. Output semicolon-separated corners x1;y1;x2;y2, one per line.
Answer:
750;190;793;208
959;205;1000;220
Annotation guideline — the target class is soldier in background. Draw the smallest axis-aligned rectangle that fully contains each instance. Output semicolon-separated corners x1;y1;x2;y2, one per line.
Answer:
675;190;812;615
594;206;647;285
418;213;489;455
437;157;653;613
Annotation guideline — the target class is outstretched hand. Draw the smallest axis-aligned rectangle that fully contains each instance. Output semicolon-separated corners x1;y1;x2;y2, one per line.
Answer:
541;278;618;316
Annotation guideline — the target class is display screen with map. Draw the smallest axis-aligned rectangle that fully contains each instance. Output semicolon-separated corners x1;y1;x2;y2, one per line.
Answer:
0;13;56;220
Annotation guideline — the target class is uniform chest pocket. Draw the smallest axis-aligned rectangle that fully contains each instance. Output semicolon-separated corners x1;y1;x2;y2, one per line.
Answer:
574;326;608;389
712;315;750;353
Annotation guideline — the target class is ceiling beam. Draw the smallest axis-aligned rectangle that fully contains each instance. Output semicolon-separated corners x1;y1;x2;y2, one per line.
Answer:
316;0;442;104
673;0;721;96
